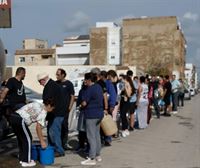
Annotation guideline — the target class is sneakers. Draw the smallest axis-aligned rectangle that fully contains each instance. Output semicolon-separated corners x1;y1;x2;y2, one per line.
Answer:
172;111;178;114
81;158;96;165
96;156;102;162
21;161;36;167
121;131;127;137
122;130;130;137
125;130;130;136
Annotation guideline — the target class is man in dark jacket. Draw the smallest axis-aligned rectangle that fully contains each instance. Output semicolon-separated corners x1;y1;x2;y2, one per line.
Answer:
37;72;65;157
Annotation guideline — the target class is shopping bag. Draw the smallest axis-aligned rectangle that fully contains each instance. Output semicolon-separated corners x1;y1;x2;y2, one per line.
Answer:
100;114;118;136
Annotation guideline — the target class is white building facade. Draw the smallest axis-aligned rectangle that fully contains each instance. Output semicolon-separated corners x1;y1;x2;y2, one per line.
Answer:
184;63;197;89
96;22;121;65
56;35;90;65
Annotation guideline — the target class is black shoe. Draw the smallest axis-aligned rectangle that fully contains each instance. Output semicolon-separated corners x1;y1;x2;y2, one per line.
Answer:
129;127;134;131
63;144;73;151
104;141;111;147
163;113;171;117
54;152;65;157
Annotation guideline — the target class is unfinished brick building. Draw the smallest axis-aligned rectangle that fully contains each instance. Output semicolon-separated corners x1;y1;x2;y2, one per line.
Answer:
122;16;186;77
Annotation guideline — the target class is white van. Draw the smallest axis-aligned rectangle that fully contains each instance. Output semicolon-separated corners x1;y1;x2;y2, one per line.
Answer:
71;77;84;97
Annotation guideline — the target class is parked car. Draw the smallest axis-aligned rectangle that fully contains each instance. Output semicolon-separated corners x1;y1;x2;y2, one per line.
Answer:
190;88;195;96
25;86;43;103
184;88;191;100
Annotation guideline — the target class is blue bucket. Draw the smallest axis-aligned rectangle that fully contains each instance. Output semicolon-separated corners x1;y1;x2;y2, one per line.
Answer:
31;145;40;161
39;146;54;165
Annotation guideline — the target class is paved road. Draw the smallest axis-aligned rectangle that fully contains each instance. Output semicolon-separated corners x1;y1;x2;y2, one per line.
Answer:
0;94;200;168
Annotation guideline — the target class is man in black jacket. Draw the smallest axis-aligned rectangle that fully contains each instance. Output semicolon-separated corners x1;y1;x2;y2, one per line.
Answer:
37;72;65;157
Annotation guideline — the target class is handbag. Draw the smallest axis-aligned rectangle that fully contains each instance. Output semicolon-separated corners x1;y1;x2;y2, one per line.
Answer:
77;111;86;132
100;114;118;136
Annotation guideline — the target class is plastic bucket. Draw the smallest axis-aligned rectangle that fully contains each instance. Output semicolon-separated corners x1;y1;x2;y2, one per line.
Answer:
31;145;40;161
39;146;54;165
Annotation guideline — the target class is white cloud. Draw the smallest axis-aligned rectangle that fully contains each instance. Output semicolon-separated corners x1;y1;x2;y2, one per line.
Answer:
183;12;199;22
64;11;90;33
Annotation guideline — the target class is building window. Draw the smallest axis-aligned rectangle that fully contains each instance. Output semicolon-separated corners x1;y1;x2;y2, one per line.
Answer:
111;39;116;45
31;57;34;62
42;55;51;59
111;56;115;59
111;41;116;45
19;57;25;63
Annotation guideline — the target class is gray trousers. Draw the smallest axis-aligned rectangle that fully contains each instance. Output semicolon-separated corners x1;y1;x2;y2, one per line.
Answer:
86;119;101;159
172;91;179;111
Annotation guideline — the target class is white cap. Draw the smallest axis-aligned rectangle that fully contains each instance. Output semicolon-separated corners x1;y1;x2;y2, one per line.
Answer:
37;72;48;81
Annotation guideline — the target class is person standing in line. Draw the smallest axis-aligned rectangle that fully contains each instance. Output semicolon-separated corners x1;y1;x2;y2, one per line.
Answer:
171;74;180;114
76;82;89;152
9;99;55;167
178;78;185;107
100;70;117;145
151;76;161;119
80;72;104;166
126;70;137;131
120;75;135;137
162;75;172;116
37;72;65;157
0;67;26;111
90;68;109;146
56;68;75;150
107;70;119;129
136;76;149;129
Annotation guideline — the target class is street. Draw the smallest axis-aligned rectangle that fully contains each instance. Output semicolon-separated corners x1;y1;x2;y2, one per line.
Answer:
0;94;200;168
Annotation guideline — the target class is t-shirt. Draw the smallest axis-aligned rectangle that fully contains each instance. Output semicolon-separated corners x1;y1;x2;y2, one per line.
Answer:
16;102;47;127
171;79;180;93
56;80;75;110
163;81;172;98
82;83;104;119
6;77;26;106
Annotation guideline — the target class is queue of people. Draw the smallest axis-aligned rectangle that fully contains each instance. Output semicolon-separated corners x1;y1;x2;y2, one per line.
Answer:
0;66;186;167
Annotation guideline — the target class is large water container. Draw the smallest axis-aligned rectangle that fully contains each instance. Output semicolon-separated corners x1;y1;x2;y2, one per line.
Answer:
39;146;54;165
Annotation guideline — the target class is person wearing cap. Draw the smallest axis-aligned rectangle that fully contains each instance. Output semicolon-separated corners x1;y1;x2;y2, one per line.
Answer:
0;67;26;111
37;72;66;157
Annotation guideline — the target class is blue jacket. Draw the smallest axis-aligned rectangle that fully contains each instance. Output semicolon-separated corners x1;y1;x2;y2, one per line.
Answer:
82;83;104;119
105;80;117;108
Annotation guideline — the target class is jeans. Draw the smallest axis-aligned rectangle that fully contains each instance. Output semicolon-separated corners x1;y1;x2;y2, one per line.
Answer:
48;117;65;154
178;92;184;106
61;112;69;147
153;98;160;118
86;119;101;159
172;92;179;111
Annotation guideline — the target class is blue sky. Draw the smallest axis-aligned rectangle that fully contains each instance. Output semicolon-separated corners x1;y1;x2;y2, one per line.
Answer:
0;0;200;71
